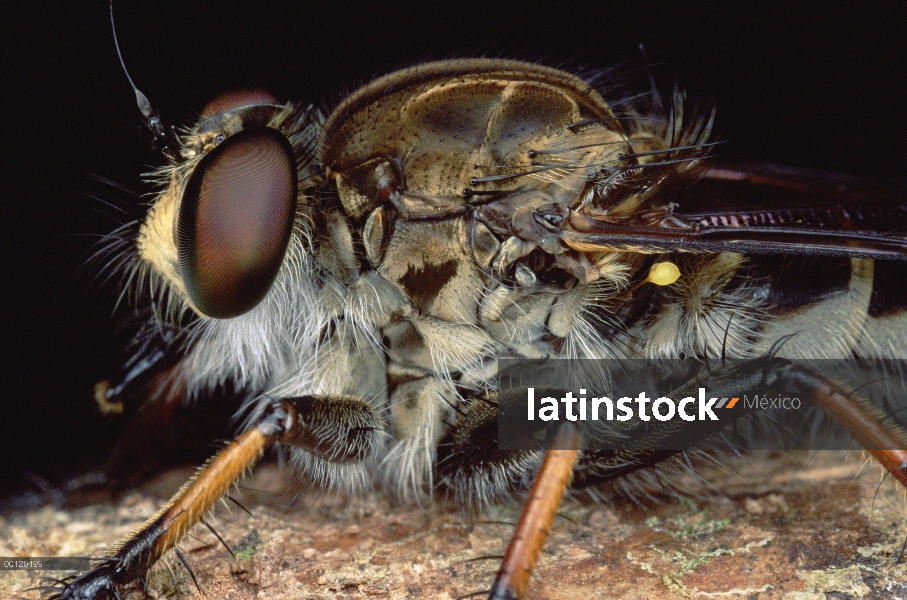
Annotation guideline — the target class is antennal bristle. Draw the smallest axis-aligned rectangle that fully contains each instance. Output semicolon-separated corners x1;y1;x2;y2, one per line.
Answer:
109;1;178;157
109;0;152;120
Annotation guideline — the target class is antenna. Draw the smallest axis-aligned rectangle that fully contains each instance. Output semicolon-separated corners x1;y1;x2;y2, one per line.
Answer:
109;1;179;157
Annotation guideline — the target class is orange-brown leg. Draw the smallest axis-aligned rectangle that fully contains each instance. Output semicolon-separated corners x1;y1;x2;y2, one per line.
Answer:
785;364;907;487
50;393;383;599
48;399;297;599
487;423;582;600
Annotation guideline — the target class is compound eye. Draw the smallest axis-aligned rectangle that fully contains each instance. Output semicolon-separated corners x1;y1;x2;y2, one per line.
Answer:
177;127;297;318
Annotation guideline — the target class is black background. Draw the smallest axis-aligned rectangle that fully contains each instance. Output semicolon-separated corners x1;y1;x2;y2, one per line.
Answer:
3;1;906;499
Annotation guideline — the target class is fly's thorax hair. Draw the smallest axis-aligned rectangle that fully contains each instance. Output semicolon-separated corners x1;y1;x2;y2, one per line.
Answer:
378;375;459;503
273;317;387;406
639;252;769;359
546;252;640;360
574;74;716;213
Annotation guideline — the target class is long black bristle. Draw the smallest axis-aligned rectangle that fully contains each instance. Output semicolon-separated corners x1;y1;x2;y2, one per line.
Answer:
201;517;236;559
226;495;255;517
174;546;201;593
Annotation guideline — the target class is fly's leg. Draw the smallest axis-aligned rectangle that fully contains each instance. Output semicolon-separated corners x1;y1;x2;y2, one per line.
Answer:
45;399;293;600
781;363;907;486
487;422;582;600
48;395;384;600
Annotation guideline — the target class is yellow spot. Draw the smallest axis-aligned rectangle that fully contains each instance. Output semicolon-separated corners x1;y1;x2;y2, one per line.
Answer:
647;262;681;286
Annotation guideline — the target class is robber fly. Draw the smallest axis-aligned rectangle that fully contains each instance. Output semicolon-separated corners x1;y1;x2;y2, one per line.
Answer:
43;8;907;597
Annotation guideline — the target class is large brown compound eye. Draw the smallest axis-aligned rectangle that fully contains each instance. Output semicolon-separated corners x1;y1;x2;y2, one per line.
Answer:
177;127;297;318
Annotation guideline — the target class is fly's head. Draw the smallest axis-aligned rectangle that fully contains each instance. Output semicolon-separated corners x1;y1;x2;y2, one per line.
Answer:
137;93;321;322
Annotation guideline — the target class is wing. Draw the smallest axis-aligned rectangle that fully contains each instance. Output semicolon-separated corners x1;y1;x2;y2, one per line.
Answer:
562;162;907;260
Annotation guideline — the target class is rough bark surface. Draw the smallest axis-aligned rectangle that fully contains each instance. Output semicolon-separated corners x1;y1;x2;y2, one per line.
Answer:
2;451;906;599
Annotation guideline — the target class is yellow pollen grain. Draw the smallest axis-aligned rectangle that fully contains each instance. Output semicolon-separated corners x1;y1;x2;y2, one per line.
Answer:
647;261;681;286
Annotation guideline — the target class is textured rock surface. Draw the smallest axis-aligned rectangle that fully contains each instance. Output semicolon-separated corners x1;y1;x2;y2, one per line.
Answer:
3;451;907;599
